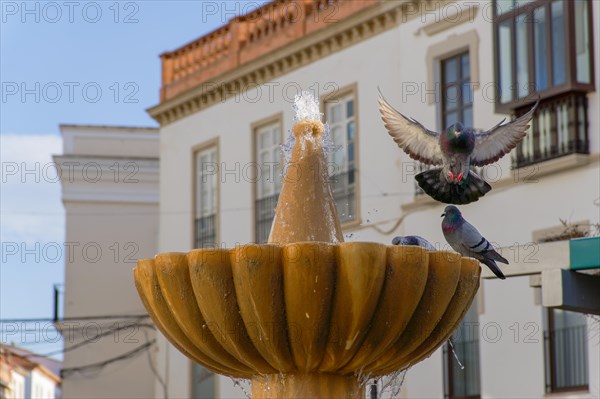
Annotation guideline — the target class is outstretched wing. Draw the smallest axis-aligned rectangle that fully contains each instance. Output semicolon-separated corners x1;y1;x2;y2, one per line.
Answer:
378;90;443;165
470;99;539;166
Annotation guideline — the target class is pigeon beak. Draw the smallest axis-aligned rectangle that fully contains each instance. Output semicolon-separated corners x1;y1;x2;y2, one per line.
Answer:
441;213;446;217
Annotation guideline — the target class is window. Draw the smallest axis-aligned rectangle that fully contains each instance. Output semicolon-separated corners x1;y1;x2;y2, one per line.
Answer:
194;145;218;248
191;362;215;399
325;93;357;224
493;0;594;111
442;52;473;128
254;120;282;243
443;299;481;399
416;52;473;197
494;1;592;168
544;309;589;392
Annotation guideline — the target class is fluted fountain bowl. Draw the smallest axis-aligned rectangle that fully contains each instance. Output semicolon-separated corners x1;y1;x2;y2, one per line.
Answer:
134;242;480;397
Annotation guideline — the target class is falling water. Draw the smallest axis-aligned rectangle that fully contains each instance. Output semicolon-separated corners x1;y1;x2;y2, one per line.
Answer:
230;377;251;399
380;369;407;398
356;366;373;389
447;338;465;370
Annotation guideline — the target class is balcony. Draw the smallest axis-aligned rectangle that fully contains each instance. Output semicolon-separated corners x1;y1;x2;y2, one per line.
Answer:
512;93;589;169
159;0;377;101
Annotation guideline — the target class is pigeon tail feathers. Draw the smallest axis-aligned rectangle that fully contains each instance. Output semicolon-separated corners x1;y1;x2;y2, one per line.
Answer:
480;257;506;279
485;249;509;264
415;169;491;205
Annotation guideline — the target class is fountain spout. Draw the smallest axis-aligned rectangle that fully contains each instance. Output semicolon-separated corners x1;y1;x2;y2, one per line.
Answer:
268;93;344;244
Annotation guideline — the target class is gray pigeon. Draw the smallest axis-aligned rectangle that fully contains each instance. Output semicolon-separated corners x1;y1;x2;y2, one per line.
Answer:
392;235;436;251
379;90;538;205
441;205;507;279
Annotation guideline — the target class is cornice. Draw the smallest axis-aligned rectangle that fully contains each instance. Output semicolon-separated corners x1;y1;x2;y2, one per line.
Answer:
147;0;420;126
54;154;159;204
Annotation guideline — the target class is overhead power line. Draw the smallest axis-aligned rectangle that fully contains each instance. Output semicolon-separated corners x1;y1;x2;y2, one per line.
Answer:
0;314;150;324
20;322;156;359
60;340;156;378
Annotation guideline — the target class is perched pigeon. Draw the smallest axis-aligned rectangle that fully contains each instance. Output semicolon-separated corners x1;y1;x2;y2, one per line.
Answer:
441;205;507;279
379;90;538;204
392;235;436;251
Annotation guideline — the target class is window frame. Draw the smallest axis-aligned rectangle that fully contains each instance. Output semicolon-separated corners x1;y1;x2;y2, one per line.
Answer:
417;51;473;197
492;0;595;114
191;139;220;249
252;113;284;243
441;51;473;129
321;83;360;227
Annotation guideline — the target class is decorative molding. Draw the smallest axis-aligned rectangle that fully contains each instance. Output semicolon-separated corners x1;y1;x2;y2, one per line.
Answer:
512;153;595;180
416;3;479;37
425;29;480;105
54;155;159;204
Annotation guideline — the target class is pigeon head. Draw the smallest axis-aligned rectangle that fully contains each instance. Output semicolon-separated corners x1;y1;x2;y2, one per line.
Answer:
441;205;464;232
453;122;464;134
445;122;464;137
392;236;418;246
441;205;462;219
443;123;475;156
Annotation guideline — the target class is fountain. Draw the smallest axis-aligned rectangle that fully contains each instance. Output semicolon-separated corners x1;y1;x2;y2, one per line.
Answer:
133;93;481;398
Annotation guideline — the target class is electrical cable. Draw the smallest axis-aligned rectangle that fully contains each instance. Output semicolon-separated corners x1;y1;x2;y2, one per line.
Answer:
60;340;155;378
20;321;155;359
0;315;150;324
142;328;168;399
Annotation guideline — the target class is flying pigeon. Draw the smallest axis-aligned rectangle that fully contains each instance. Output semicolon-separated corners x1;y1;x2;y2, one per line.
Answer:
379;90;538;204
441;205;507;279
392;235;436;251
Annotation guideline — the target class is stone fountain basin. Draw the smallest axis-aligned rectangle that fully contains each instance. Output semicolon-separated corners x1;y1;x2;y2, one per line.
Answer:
133;242;480;379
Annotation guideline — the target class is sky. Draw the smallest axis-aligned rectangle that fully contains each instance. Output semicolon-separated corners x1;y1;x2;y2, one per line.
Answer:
1;0;266;357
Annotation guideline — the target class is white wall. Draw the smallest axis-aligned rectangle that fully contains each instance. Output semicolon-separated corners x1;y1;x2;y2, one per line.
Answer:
157;1;600;398
57;126;160;399
10;371;25;399
30;369;57;399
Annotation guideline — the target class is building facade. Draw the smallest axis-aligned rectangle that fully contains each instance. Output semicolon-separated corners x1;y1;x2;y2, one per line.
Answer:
54;125;160;398
0;345;61;399
148;0;599;398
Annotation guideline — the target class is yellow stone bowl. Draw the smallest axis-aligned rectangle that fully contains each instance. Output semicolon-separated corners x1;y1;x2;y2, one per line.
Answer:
133;242;480;379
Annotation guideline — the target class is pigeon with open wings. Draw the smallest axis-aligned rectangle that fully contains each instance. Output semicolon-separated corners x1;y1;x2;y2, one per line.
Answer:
379;90;538;204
